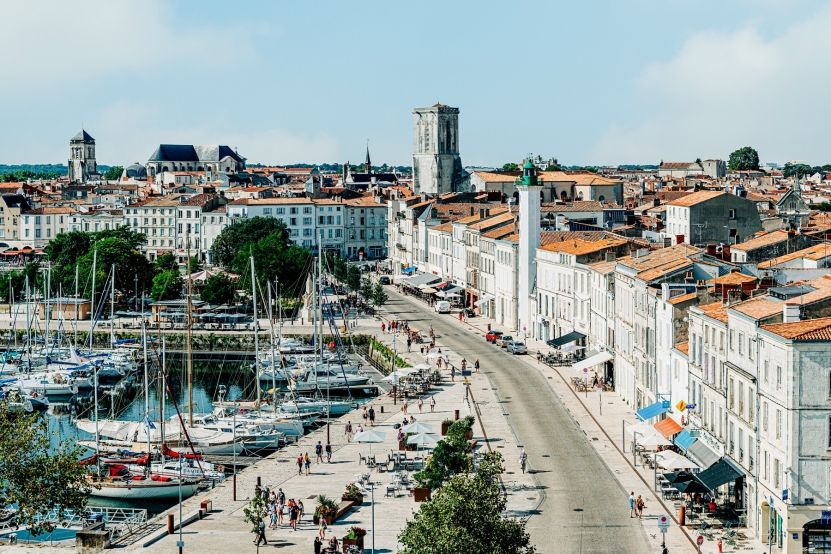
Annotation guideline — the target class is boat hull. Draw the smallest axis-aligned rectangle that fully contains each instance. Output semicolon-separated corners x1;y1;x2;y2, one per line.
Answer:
88;480;200;500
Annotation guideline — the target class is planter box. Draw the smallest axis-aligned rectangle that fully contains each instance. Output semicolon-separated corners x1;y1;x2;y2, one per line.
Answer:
464;430;473;440
342;536;365;552
412;487;431;502
441;421;452;435
342;494;363;505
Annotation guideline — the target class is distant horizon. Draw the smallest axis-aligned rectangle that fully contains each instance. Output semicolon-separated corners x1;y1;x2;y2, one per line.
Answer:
3;1;831;167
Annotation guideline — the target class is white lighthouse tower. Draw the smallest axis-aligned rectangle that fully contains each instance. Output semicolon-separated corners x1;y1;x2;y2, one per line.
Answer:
516;158;542;338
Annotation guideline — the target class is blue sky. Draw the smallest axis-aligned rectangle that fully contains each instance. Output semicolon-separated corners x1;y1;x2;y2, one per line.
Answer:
3;0;830;166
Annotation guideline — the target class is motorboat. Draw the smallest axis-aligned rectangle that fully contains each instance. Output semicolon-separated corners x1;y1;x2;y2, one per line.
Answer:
279;396;355;417
291;367;371;393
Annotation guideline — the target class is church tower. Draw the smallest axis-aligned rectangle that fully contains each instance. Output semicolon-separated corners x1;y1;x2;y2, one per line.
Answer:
412;103;467;195
68;129;97;183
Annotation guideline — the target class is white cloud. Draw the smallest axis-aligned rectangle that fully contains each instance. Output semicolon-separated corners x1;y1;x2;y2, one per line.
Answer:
590;6;831;165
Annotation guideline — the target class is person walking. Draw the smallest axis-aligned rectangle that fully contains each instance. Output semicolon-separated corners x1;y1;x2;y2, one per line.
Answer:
406;337;412;352
315;441;323;463
629;492;635;518
255;518;267;545
318;517;327;540
368;406;375;426
298;500;305;521
296;454;303;475
381;322;386;334
362;406;368;424
474;359;480;374
430;396;436;412
304;452;311;475
437;356;443;370
635;495;645;519
520;449;528;474
461;358;467;372
289;502;299;531
314;536;323;554
417;398;423;413
450;365;456;382
325;442;332;463
402;400;408;414
344;420;353;442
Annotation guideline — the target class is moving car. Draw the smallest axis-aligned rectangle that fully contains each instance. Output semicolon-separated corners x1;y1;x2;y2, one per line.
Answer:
434;300;451;314
497;335;514;348
378;276;391;285
506;341;527;355
485;330;504;343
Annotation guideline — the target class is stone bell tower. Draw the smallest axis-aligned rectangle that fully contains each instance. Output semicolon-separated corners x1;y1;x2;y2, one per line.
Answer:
412;103;467;195
68;129;97;183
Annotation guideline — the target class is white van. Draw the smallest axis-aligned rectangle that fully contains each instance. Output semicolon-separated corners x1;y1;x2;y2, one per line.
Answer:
434;301;451;314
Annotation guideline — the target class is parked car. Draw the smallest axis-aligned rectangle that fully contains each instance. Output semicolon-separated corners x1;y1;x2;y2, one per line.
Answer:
485;330;504;343
434;300;451;314
378;276;391;285
506;341;527;355
462;307;476;318
498;335;515;348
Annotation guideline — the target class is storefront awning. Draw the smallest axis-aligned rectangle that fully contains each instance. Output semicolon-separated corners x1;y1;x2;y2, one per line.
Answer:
687;440;721;469
654;417;683;438
474;294;493;307
421;287;438;294
636;400;670;421
546;331;586;348
403;273;441;288
572;351;613;373
695;458;743;490
654;450;699;470
401;266;417;275
674;429;697;451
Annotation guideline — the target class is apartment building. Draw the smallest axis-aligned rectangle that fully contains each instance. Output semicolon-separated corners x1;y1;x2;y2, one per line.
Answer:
20;207;73;247
69;209;125;234
124;195;183;260
665;190;762;246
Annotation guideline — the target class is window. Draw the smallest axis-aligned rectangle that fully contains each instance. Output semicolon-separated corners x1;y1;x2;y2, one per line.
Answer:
729;209;736;219
775;409;782;440
748;337;754;360
763;401;768;431
738;333;744;355
263;208;272;215
764;360;769;383
828;415;831;448
729;330;735;350
776;365;782;390
303;217;312;226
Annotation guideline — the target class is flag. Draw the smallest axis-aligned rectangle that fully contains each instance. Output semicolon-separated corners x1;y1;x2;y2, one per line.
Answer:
144;416;156;430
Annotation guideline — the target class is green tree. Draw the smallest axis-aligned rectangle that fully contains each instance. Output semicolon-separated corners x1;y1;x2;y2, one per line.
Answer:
414;416;474;490
231;231;311;298
242;490;268;540
188;256;202;273
155;252;177;272
346;265;361;292
360;277;374;300
502;162;519;171
728;146;760;171
372;282;388;307
0;406;91;535
151;270;183;301
400;451;535;554
102;166;123;181
76;237;154;297
211;217;289;269
199;274;236;305
783;162;814;179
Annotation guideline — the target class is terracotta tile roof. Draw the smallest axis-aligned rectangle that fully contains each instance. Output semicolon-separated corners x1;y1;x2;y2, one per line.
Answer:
540;236;628;256
587;260;616;275
710;271;758;286
667;190;725;207
467;211;513;231
482;225;515;240
617;244;700;282
179;193;217;207
731;230;790;252
660;162;694;170
729;296;782;320
757;243;831;268
697;301;729;323
668;292;697;305
541;201;605;212
539;171;620;186
674;341;689;355
471;171;519;183
431;222;454;233
761;317;831;341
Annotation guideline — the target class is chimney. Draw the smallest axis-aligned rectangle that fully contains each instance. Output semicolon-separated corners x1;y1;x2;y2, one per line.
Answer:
469;206;475;216
605;251;616;262
783;303;801;323
661;283;670;300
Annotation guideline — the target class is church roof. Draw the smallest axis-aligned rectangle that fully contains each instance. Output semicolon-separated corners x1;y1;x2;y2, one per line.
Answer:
148;144;245;163
71;129;95;142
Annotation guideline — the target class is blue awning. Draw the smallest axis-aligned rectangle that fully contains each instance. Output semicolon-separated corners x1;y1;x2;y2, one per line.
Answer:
402;266;417;275
674;429;697;451
636;400;670;421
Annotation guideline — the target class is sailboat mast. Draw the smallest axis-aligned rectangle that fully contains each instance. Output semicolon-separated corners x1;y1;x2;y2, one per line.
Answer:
94;358;100;479
142;319;151;461
268;282;277;408
251;256;260;408
44;264;50;347
161;335;166;463
90;247;97;349
187;228;194;427
110;264;116;348
74;262;79;346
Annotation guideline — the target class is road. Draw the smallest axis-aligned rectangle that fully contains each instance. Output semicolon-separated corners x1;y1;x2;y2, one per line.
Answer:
383;290;650;553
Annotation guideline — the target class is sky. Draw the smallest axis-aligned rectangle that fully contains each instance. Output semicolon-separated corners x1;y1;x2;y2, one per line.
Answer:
2;0;830;167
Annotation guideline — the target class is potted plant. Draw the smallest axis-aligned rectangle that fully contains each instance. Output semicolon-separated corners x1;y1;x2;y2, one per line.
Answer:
342;483;364;505
342;526;367;551
313;495;337;525
441;419;454;436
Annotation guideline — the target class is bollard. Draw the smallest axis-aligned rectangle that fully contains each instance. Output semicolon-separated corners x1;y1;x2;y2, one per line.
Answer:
381;405;384;413
167;514;174;535
257;476;261;487
454;409;459;421
679;504;686;527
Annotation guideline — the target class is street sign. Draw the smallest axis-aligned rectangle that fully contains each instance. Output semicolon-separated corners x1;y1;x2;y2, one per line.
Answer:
696;535;704;546
821;510;831;525
583;367;588;373
657;515;669;533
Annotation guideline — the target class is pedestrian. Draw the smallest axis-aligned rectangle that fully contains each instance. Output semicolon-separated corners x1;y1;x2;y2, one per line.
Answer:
289;502;299;531
315;440;323;463
635;495;645;518
298;500;305;521
520;449;528;474
277;499;285;526
368;406;375;426
474;359;480;374
304;452;311;474
268;502;276;529
357;423;364;433
255;518;267;545
417;398;423;413
402;399;408;414
420;345;425;356
407;338;412;352
296;454;303;475
629;492;635;518
437;356;443;370
381;322;386;334
450;365;456;382
318;517;327;539
461;358;467;372
430;396;436;412
314;536;323;554
458;311;463;321
325;442;332;463
344;420;353;442
328;536;339;552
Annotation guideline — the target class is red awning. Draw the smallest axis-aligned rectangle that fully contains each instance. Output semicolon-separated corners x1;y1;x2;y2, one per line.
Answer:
654;418;683;438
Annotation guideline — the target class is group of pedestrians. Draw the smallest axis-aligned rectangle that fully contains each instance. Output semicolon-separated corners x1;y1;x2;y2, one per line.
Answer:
628;491;646;518
296;452;312;475
314;440;333;463
380;319;409;334
253;486;304;546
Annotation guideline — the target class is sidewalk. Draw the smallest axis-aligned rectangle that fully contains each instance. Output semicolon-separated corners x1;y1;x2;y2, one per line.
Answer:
436;304;766;554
